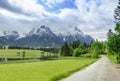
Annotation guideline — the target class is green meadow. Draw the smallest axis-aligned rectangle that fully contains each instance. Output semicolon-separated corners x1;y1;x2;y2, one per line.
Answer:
0;58;97;81
0;49;98;81
0;51;97;81
0;49;52;59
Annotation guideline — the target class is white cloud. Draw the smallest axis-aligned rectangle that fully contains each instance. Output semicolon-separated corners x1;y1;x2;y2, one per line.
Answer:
8;0;48;18
0;8;37;21
42;0;65;8
71;0;117;41
0;0;118;41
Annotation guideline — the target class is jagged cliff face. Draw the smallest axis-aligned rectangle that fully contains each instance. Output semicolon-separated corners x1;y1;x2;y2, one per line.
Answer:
0;25;94;48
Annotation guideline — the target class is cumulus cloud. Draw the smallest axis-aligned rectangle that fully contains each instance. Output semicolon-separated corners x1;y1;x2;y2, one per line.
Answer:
0;0;25;15
72;0;117;40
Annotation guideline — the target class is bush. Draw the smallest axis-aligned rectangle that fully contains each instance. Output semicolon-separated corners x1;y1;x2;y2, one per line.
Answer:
107;54;118;63
91;53;99;58
73;48;80;57
83;54;91;58
73;48;86;57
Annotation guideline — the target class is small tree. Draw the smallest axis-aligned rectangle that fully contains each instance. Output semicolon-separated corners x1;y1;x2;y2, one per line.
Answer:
41;51;45;57
73;48;81;57
73;44;86;57
90;41;102;58
22;51;26;60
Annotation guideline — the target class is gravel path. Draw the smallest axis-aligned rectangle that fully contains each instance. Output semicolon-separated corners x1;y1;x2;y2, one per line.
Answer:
60;55;120;81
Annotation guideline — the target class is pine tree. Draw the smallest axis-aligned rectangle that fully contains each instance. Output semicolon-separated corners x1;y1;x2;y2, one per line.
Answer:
107;29;113;38
59;42;70;56
63;42;70;56
114;0;120;23
72;40;80;49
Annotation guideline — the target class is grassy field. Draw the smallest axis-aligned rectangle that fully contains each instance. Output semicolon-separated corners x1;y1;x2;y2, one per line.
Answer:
0;49;53;59
0;58;98;81
0;49;98;81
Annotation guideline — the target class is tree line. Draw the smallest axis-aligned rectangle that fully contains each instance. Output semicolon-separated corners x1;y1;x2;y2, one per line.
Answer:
105;0;120;63
59;40;103;58
0;46;58;53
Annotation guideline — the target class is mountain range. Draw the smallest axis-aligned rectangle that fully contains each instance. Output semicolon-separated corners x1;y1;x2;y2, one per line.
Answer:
0;25;94;48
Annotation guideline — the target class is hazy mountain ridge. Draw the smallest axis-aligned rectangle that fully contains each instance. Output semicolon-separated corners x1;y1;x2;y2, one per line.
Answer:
0;25;94;48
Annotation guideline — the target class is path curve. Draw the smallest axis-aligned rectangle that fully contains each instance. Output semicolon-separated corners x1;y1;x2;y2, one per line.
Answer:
60;55;120;81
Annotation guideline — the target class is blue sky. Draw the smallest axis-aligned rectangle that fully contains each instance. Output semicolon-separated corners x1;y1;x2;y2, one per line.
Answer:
38;0;77;13
0;0;118;41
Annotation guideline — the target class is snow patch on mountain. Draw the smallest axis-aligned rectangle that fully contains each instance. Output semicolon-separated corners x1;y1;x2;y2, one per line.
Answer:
0;25;94;47
54;27;85;37
27;25;56;37
3;30;19;37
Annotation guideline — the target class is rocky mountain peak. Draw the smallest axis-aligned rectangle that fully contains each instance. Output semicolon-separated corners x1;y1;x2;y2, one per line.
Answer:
36;25;51;34
27;25;55;37
0;25;94;47
3;30;19;38
74;27;83;35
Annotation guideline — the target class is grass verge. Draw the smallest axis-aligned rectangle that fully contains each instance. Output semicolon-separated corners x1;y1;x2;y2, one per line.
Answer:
107;54;117;63
50;64;91;81
49;58;98;81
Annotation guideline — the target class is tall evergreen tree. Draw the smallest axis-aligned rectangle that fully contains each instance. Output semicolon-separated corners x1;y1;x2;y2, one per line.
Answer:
59;42;70;56
107;29;113;38
114;0;120;23
72;40;80;49
63;42;70;56
115;23;120;35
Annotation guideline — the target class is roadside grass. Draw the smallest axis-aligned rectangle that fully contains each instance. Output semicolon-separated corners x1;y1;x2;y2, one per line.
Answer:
0;58;98;81
107;54;118;63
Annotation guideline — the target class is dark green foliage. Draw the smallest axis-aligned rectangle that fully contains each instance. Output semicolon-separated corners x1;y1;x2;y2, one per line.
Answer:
115;23;120;35
114;0;120;23
69;46;73;56
22;51;26;60
73;43;87;57
78;44;85;50
59;42;70;56
107;29;120;63
59;40;91;57
73;48;80;57
63;42;70;56
107;34;120;54
71;40;80;49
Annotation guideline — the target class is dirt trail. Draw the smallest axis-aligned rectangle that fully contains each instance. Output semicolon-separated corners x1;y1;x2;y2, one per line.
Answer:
60;55;120;81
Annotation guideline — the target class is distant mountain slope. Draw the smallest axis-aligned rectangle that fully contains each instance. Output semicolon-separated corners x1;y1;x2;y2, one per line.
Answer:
0;31;19;46
0;25;94;48
16;25;63;47
55;27;94;44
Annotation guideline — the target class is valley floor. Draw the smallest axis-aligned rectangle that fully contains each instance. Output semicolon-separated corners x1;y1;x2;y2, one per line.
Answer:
60;55;120;81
